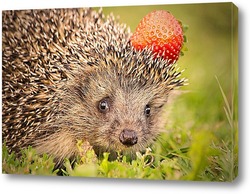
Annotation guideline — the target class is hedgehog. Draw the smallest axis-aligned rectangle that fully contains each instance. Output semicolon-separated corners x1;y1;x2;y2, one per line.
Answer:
2;8;185;166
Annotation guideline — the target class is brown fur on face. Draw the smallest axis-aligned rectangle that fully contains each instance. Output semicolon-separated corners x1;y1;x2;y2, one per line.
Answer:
33;61;173;163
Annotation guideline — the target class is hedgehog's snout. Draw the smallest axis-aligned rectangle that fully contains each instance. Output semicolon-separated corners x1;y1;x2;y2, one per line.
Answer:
119;129;138;146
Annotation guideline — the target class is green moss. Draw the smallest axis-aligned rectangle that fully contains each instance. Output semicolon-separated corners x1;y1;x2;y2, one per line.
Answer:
2;144;58;175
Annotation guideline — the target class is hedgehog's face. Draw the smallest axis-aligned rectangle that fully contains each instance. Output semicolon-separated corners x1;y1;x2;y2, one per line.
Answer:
67;64;171;157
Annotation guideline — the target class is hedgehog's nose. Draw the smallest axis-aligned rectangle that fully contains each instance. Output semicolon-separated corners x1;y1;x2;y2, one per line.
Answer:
119;129;138;146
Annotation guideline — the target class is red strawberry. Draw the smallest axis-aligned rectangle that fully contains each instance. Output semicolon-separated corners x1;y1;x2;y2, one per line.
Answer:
130;10;184;64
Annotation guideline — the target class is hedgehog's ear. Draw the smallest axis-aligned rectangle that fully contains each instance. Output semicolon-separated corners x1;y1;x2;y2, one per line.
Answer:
65;65;99;99
69;63;100;82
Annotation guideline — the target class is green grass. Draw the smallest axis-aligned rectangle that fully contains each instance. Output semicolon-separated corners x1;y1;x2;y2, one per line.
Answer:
2;3;238;181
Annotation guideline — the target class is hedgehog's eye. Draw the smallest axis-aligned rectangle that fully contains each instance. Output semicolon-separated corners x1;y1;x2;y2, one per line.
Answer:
98;98;110;113
144;104;151;116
